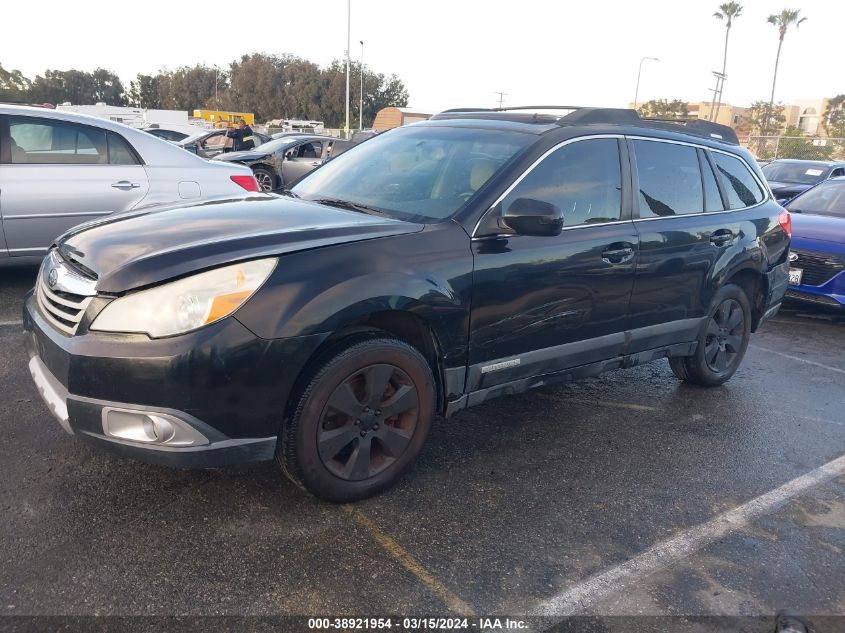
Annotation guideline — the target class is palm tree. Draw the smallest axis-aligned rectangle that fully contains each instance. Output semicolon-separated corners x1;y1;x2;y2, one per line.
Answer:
711;2;743;121
767;9;807;107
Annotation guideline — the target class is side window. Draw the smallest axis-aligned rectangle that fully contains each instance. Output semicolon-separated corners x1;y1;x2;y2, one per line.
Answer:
107;132;138;165
500;138;621;227
831;167;845;178
297;142;322;158
634;140;703;217
203;134;227;149
8;116;107;165
700;151;725;212
712;152;765;209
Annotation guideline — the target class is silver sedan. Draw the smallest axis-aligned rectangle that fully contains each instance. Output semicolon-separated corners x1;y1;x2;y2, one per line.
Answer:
0;105;260;260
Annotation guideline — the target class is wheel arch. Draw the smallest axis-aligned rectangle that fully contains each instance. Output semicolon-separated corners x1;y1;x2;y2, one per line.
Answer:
250;163;279;188
724;266;766;331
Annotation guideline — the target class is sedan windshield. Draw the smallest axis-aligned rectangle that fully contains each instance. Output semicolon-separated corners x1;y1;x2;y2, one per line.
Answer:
787;180;845;218
291;125;533;223
762;161;831;185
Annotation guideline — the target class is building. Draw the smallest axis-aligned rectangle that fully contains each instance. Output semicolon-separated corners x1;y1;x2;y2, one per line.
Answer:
688;102;751;129
783;99;831;135
372;107;433;130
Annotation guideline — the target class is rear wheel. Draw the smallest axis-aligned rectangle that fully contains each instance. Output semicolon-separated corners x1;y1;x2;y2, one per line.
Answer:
279;336;436;502
669;284;751;387
252;167;276;192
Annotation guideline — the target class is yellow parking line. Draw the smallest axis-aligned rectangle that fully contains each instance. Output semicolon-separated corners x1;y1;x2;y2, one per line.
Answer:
343;505;476;616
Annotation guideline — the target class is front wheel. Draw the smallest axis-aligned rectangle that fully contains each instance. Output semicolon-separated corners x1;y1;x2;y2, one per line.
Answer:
669;284;752;387
279;336;436;502
252;167;276;192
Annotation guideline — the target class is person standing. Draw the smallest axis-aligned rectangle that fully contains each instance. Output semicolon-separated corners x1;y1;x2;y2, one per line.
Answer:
226;119;255;152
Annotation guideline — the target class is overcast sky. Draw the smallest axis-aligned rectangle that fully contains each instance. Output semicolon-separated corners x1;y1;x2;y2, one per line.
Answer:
3;0;842;112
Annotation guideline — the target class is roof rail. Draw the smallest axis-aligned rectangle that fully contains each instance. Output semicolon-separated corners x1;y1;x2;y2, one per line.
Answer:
636;116;739;144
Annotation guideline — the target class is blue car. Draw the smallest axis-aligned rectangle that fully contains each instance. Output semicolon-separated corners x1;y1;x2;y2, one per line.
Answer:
784;176;845;309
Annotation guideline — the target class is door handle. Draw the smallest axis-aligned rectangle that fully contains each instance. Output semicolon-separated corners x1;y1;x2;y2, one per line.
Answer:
601;242;636;264
709;229;734;247
111;181;140;190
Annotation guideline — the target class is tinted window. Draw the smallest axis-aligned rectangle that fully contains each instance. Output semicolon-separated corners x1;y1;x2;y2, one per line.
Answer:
786;181;845;218
296;142;322;158
107;132;138;165
634;140;703;217
8;116;107;164
701;152;725;212
501;138;621;227
713;153;765;209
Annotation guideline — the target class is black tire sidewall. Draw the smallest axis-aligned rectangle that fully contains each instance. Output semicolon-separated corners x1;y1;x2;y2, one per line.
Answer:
288;338;435;502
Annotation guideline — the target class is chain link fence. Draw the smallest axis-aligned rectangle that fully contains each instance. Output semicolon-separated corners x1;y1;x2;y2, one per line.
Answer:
744;136;845;161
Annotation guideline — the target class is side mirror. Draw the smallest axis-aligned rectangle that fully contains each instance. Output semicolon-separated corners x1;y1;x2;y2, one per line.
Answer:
502;198;563;236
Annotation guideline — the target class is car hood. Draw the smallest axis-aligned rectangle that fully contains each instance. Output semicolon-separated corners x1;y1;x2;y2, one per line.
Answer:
790;212;845;245
55;196;423;293
768;181;813;197
213;150;270;162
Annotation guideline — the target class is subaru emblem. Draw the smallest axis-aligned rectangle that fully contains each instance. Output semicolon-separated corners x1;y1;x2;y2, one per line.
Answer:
48;268;59;288
788;252;798;262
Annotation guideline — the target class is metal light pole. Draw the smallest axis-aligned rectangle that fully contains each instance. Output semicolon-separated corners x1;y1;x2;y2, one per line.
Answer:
633;56;659;110
359;40;364;131
344;0;351;139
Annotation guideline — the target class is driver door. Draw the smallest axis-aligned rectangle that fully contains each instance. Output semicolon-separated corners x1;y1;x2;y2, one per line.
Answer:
282;141;324;184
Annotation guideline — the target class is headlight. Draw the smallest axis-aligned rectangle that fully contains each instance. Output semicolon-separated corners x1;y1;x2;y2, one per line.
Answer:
91;258;277;338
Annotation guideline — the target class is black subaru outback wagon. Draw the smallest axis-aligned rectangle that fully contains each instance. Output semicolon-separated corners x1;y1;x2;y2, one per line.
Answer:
23;107;790;501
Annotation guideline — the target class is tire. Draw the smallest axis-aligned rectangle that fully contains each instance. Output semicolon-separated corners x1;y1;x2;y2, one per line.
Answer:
278;336;436;502
252;167;276;192
669;284;752;387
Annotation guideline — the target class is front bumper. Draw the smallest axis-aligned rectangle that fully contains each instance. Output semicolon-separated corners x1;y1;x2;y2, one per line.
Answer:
786;271;845;310
23;291;326;467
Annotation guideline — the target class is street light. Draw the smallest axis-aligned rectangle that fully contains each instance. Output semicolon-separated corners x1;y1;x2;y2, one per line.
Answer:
633;56;660;110
359;40;364;131
345;0;351;139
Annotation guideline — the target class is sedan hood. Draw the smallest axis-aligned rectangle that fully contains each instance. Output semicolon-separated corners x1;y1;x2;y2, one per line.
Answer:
213;150;269;162
768;181;813;200
790;212;845;245
56;196;423;293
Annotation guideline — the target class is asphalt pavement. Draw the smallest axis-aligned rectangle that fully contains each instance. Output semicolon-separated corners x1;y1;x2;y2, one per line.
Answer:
0;264;843;632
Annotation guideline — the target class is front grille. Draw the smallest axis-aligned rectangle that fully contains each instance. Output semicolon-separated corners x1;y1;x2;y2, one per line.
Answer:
35;250;96;336
791;249;845;286
785;289;841;307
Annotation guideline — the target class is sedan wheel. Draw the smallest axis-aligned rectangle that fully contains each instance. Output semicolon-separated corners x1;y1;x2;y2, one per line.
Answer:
252;168;276;192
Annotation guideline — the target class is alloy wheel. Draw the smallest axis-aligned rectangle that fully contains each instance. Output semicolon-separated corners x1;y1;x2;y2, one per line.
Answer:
255;171;274;192
317;364;420;481
704;298;745;373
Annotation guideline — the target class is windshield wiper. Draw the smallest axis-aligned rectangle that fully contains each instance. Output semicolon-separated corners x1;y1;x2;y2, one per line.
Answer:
310;197;388;217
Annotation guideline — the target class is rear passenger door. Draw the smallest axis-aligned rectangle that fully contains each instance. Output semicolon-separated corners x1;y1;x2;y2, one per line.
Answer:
0;115;149;256
468;137;639;391
627;138;765;353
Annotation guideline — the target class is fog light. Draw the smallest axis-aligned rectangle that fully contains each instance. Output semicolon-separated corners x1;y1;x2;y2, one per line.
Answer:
102;408;208;446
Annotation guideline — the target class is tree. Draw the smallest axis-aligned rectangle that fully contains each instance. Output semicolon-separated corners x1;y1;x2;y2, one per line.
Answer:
779;125;834;160
127;74;162;108
823;94;845;137
157;64;222;114
0;63;32;102
711;2;743;120
749;100;785;137
91;68;126;105
767;9;807;106
636;99;689;119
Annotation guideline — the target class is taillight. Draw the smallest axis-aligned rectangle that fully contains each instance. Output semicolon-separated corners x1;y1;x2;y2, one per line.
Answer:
778;209;792;237
231;175;260;192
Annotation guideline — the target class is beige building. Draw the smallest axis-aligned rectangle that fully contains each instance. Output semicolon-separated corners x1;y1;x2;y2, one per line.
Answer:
628;101;750;128
783;99;831;135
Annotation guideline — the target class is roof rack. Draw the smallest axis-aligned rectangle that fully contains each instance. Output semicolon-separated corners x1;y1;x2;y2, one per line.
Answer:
432;106;739;145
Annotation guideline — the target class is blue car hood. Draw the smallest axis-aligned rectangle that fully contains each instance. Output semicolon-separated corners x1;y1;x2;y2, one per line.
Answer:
791;213;845;246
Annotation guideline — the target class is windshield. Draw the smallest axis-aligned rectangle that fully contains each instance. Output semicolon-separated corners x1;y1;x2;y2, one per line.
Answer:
762;161;830;185
291;125;533;222
787;180;845;218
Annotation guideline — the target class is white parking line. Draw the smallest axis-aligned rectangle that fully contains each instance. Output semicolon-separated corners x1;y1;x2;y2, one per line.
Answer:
531;453;845;616
752;344;845;375
570;400;658;412
0;319;23;327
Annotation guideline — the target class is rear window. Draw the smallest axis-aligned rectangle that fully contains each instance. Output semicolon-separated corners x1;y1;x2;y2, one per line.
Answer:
712;153;766;209
762;161;830;185
634;140;703;217
7;116;107;164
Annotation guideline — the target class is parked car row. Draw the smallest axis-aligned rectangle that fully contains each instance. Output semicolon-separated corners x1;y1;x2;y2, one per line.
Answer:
758;158;845;311
0;104;260;259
